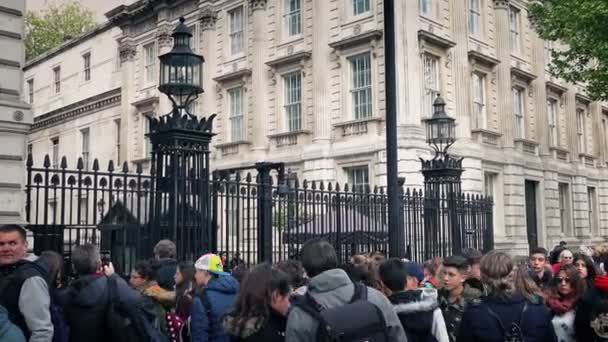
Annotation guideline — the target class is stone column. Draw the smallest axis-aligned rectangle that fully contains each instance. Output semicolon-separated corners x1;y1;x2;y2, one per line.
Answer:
531;33;548;155
200;8;218;119
493;0;514;148
157;18;174;117
118;38;137;163
250;0;269;151
590;102;602;161
564;90;578;159
449;0;472;139
403;0;423;126
312;0;330;142
0;0;31;225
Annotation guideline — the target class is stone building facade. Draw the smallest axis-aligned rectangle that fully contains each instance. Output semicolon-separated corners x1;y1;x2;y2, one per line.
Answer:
25;0;608;254
1;1;32;225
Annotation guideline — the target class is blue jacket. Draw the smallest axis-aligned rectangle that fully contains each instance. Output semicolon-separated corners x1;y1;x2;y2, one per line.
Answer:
457;294;556;342
0;304;26;342
191;275;239;342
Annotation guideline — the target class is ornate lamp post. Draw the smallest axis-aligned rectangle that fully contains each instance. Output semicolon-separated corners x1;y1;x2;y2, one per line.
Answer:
147;17;216;262
421;95;464;258
158;17;205;115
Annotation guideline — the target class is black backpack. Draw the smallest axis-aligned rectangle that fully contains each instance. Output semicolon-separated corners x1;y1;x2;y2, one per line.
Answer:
105;276;168;342
294;283;388;342
484;302;527;342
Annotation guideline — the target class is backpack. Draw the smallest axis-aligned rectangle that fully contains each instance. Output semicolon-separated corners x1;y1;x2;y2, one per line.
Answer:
105;275;168;342
293;283;389;342
485;302;527;342
589;295;608;340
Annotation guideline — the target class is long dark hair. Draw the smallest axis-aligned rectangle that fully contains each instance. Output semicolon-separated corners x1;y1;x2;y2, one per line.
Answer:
549;264;586;299
38;251;64;288
176;261;195;301
225;263;291;335
573;253;598;280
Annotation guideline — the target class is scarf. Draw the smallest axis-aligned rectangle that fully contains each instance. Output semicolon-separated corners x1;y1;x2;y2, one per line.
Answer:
547;294;576;314
595;275;608;292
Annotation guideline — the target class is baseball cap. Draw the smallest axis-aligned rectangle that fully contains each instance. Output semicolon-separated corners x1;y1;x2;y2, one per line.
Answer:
404;262;424;283
195;253;230;276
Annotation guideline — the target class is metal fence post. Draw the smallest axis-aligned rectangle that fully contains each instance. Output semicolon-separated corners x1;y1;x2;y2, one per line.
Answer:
256;162;274;263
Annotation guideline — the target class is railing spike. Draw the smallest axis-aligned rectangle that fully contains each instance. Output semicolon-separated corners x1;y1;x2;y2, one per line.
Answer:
76;157;84;170
136;163;143;174
60;156;67;169
319;182;325;191
43;155;51;168
311;180;316;190
327;182;333;191
92;159;100;171
108;160;115;172
122;161;129;173
335;182;340;192
26;153;33;167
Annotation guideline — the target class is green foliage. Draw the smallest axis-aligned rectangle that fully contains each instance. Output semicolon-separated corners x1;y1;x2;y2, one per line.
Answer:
529;0;608;100
25;2;95;61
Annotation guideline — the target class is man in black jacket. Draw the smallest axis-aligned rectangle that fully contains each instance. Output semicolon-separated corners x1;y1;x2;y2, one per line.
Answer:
63;244;151;342
379;258;449;342
152;240;177;291
528;247;552;289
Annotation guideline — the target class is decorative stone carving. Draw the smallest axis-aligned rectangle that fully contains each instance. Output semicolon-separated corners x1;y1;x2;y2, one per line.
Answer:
249;0;267;11
353;24;361;35
200;7;218;31
13;111;23;122
118;41;137;64
156;23;173;48
494;0;509;9
287;45;294;55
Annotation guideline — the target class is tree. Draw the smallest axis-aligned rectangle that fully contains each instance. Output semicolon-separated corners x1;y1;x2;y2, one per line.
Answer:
529;0;608;101
25;2;95;61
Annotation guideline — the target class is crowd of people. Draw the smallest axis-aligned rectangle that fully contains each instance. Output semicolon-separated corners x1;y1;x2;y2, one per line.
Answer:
2;222;608;341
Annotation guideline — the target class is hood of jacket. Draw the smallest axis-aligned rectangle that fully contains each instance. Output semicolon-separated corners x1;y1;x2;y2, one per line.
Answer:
207;275;239;295
391;288;439;315
66;274;108;308
308;268;352;294
463;281;484;300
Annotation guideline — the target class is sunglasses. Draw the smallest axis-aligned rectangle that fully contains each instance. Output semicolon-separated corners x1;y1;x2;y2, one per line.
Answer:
556;277;571;284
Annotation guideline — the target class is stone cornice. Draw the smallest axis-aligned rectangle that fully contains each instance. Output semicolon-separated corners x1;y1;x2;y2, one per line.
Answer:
329;30;383;51
546;81;567;95
213;68;252;84
266;51;312;69
249;0;268;11
156;22;173;48
511;66;537;83
418;30;456;50
31;88;121;132
0;5;22;17
468;50;500;68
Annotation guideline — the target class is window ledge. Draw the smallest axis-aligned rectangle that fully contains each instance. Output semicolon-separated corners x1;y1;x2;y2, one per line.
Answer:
213;68;252;84
549;146;570;161
468;50;500;68
333;117;383;137
215;140;251;156
329;29;383;51
418;29;456;50
579;153;596;167
514;138;539;156
266;51;312;69
268;130;311;147
471;129;502;146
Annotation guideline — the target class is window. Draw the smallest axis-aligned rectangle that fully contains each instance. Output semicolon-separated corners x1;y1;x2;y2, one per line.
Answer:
509;6;521;53
115;119;121;164
284;72;302;131
512;87;525;139
228;87;244;141
547;98;559;147
81;128;90;170
483;172;495;198
472;73;486;129
420;0;431;16
83;53;91;81
144;43;156;84
27;79;34;104
348;167;369;192
143;113;153;158
558;183;571;235
53;66;61;93
229;7;244;55
350;53;372;119
423;54;440;118
577;108;586;153
469;0;482;35
353;0;370;15
588;187;599;234
285;0;301;36
51;138;59;168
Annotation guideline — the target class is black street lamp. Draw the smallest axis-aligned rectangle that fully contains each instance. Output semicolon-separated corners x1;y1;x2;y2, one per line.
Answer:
158;17;205;115
422;94;456;158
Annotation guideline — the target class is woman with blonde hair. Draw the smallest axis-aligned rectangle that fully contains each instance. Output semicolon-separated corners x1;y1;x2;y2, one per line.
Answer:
457;251;556;342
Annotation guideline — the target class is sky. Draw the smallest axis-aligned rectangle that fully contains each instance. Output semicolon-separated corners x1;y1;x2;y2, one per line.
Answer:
26;0;135;23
